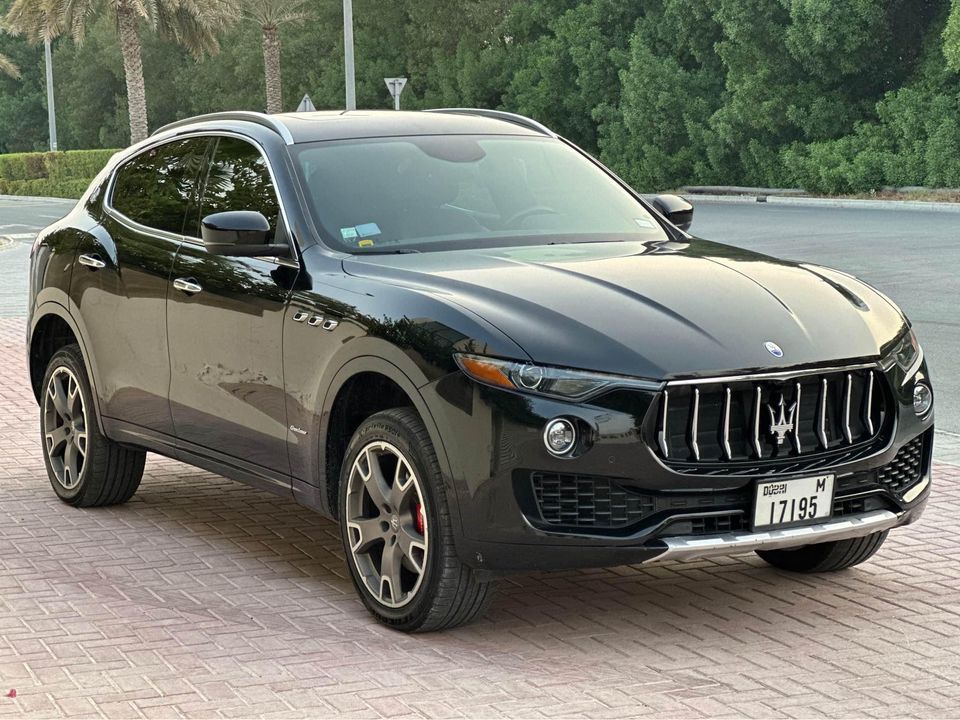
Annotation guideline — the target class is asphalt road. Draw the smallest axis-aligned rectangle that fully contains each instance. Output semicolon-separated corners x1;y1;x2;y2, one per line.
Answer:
0;195;75;232
1;195;957;434
689;201;958;435
0;197;75;318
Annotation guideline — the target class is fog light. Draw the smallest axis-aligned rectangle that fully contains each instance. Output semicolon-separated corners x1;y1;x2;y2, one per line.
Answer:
913;382;932;416
544;418;577;456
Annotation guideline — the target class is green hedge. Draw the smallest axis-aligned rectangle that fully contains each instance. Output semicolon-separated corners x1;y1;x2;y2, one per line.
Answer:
0;149;117;198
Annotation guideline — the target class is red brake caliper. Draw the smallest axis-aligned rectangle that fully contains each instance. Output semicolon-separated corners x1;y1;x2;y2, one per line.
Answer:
414;502;425;535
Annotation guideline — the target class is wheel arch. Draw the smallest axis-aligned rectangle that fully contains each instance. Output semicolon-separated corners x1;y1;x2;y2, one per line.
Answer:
317;353;456;522
29;303;105;428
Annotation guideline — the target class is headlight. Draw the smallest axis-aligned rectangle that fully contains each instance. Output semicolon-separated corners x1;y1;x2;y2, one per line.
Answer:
881;329;923;381
454;354;660;400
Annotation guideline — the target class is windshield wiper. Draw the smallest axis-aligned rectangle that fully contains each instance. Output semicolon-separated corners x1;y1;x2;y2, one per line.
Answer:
359;248;422;255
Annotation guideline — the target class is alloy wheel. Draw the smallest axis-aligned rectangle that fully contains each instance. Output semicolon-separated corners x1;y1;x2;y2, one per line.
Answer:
42;366;88;490
345;441;428;609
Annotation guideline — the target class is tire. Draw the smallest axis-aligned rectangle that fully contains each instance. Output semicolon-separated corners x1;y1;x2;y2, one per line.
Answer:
756;530;888;573
40;345;145;507
338;407;495;632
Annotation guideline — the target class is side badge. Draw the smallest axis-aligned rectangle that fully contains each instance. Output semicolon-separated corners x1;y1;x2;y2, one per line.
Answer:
764;341;784;358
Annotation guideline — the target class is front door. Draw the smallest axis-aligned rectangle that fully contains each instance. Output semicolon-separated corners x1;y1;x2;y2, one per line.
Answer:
72;137;209;437
166;135;297;480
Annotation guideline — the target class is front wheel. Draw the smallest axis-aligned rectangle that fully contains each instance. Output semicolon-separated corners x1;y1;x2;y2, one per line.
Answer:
338;407;495;632
756;530;888;573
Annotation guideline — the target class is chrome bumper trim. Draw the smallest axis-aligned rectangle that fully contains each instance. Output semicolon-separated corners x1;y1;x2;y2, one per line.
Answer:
902;475;930;503
657;509;900;562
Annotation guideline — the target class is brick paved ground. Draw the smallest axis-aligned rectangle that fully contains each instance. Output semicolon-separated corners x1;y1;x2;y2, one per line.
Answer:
2;311;960;719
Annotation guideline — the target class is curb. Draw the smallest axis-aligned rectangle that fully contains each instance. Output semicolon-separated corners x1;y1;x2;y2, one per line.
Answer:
686;193;960;213
0;194;77;203
681;185;807;197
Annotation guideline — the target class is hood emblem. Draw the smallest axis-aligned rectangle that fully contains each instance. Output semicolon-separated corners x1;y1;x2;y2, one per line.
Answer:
764;341;784;358
768;396;797;445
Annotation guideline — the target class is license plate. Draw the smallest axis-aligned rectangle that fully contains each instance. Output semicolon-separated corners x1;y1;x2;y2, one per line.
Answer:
753;475;834;530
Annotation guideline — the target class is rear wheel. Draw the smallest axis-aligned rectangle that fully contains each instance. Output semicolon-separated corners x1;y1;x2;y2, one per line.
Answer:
339;407;495;632
756;530;888;573
40;345;145;507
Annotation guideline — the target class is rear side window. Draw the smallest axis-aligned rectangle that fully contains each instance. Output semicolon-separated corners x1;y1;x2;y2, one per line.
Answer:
111;138;209;234
189;136;280;240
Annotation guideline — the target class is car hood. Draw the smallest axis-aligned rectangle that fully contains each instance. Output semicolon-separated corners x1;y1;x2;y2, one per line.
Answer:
342;239;907;380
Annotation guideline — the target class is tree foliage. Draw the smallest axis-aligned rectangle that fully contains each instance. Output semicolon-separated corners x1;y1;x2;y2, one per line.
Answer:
1;0;958;194
244;0;310;113
3;0;230;144
0;50;18;78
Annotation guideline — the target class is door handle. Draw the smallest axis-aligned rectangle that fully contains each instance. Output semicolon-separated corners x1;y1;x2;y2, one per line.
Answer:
78;254;106;270
173;277;203;295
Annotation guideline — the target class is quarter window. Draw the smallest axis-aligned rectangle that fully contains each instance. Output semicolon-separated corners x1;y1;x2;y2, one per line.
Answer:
192;137;280;240
111;138;209;234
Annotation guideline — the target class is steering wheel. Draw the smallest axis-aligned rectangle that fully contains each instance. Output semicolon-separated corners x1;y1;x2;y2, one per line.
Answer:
503;205;559;229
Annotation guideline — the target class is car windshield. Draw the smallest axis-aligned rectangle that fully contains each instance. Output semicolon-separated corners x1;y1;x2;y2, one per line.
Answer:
291;135;670;253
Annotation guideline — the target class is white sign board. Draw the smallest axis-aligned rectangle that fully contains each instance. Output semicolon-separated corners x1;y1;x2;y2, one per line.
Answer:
296;94;316;112
384;77;408;110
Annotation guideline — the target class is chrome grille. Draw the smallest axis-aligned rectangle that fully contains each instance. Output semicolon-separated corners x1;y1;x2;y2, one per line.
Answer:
656;366;889;475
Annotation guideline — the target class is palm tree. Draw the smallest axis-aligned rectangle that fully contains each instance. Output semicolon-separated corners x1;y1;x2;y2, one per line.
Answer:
5;0;231;144
244;0;308;114
0;52;19;78
1;22;24;79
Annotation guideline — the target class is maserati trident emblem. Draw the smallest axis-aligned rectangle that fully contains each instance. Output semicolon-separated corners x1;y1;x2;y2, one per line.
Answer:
764;341;784;358
767;396;797;445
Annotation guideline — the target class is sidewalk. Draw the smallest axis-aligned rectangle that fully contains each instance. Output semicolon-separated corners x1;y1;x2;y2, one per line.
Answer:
684;193;960;213
2;314;960;718
934;431;960;466
679;190;960;213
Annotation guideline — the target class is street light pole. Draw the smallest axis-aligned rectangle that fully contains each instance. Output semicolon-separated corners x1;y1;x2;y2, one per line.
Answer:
343;0;356;110
43;38;58;151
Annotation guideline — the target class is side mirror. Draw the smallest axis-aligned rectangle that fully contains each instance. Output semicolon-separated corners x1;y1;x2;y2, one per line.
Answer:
650;194;693;232
201;210;290;257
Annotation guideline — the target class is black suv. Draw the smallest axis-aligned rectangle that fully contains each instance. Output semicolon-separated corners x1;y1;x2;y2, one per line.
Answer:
28;109;933;631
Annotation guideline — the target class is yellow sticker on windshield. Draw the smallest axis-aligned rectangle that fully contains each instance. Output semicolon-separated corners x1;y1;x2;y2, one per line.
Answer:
358;238;375;248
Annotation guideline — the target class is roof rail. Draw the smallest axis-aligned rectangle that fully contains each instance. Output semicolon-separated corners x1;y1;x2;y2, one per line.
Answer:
423;108;556;137
152;111;294;145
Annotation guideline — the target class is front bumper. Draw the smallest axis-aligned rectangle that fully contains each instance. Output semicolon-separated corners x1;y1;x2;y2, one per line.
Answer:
657;505;917;562
458;496;927;573
421;360;934;574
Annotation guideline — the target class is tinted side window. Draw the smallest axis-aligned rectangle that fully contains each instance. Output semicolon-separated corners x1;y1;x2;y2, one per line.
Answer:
195;137;280;240
111;138;209;234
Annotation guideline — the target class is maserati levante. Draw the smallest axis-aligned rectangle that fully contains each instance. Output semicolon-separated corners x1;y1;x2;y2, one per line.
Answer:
28;109;933;631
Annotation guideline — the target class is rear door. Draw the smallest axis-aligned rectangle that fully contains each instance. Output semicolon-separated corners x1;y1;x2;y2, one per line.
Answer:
166;135;297;481
72;137;209;437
